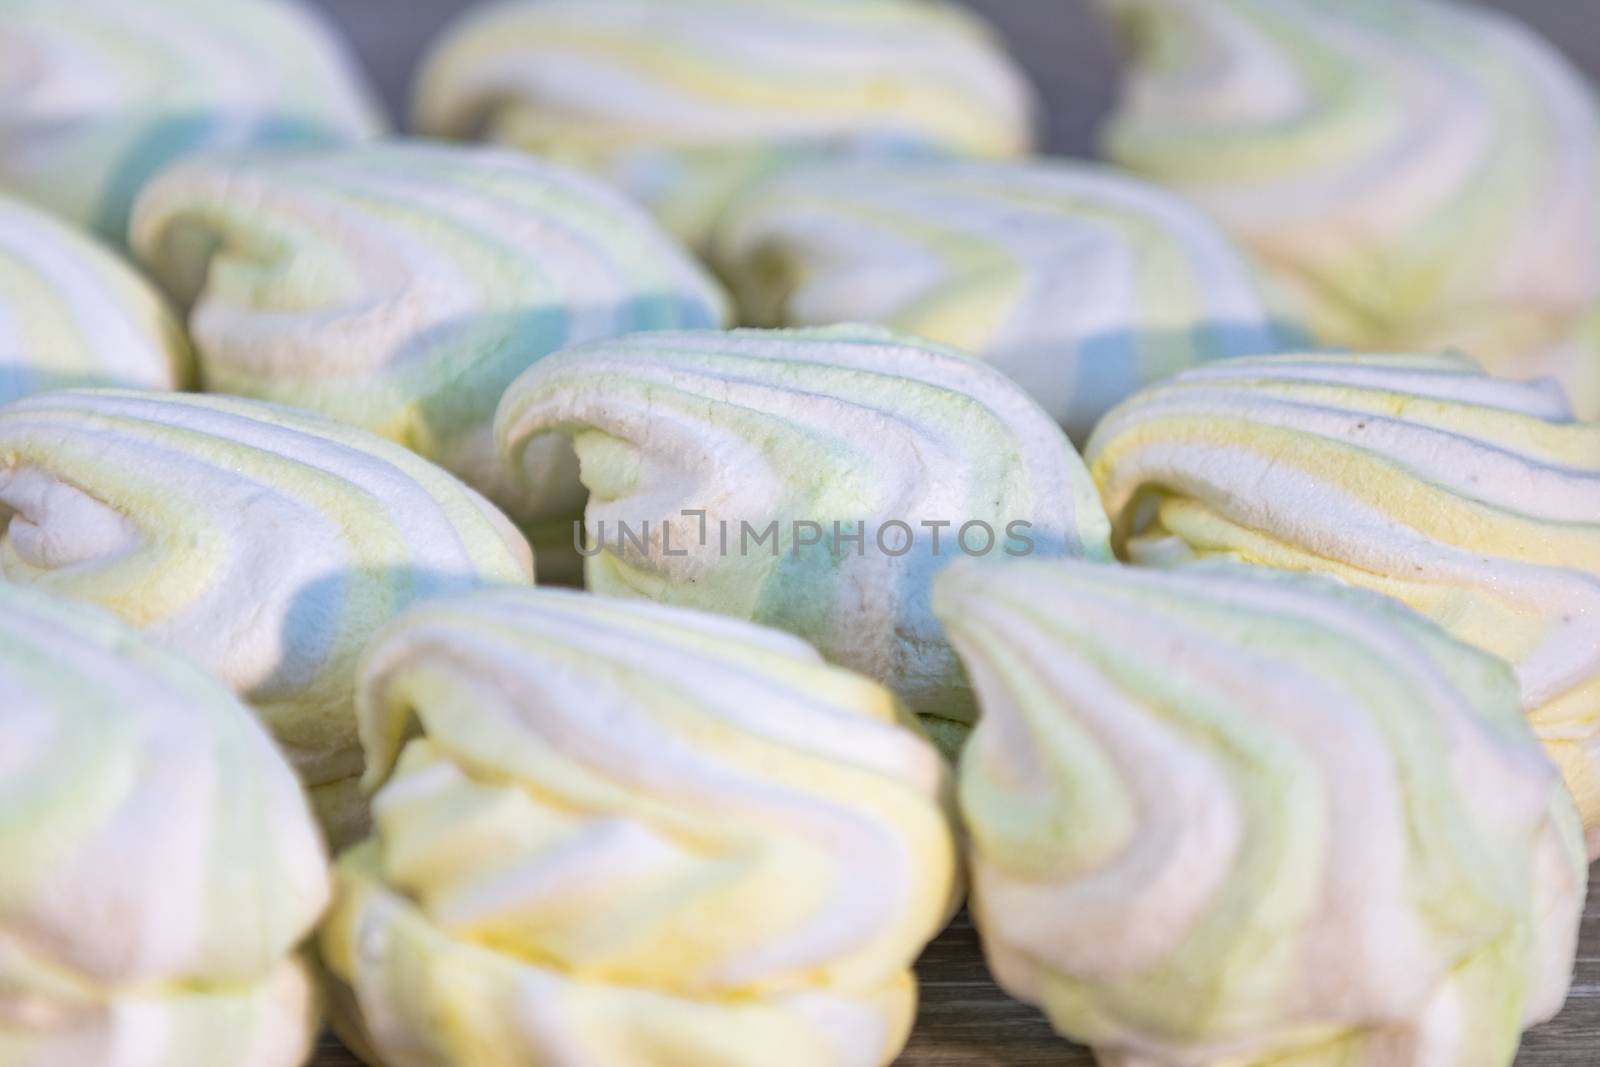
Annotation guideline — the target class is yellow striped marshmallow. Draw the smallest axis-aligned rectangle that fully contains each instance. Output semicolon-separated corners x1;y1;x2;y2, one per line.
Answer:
1087;352;1600;855
1101;0;1600;413
322;588;956;1067
414;0;1036;247
936;559;1585;1067
0;582;329;1067
0;389;534;844
131;141;730;544
0;192;191;405
711;157;1306;442
0;0;385;245
495;326;1113;749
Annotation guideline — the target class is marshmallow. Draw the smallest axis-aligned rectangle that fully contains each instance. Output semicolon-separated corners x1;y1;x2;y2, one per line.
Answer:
414;0;1036;247
131;141;729;536
0;0;384;244
0;193;190;405
323;587;956;1067
0;582;328;1067
711;157;1305;441
495;326;1112;746
1087;352;1600;854
0;389;534;843
935;558;1586;1067
1101;0;1600;412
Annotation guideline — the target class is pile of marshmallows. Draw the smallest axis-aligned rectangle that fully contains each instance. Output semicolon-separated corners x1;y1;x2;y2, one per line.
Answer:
0;1;1596;1066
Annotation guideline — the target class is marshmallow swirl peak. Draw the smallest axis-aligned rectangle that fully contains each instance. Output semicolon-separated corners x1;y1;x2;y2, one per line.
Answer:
322;588;956;1067
1100;0;1600;407
0;0;384;244
1087;352;1600;855
413;0;1036;246
0;582;329;1067
494;326;1112;740
0;389;533;842
131;142;730;527
710;158;1306;442
934;559;1587;1067
0;193;191;405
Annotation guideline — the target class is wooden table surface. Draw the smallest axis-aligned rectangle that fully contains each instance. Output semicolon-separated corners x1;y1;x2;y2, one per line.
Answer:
314;862;1598;1066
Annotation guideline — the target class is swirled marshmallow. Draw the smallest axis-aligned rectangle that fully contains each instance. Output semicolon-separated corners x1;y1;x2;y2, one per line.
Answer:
935;559;1586;1067
0;193;191;405
0;582;328;1067
414;0;1036;246
322;587;955;1067
710;157;1305;441
0;389;534;843
1101;0;1600;408
0;0;384;243
131;141;730;536
494;326;1112;745
1087;352;1600;855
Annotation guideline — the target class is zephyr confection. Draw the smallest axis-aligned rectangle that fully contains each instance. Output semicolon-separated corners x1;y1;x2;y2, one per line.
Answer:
131;142;730;543
0;0;385;244
935;559;1586;1067
0;193;191;406
323;588;956;1067
494;326;1112;746
711;157;1305;441
1101;0;1600;412
414;0;1037;247
0;582;329;1067
1087;352;1600;855
0;389;534;843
